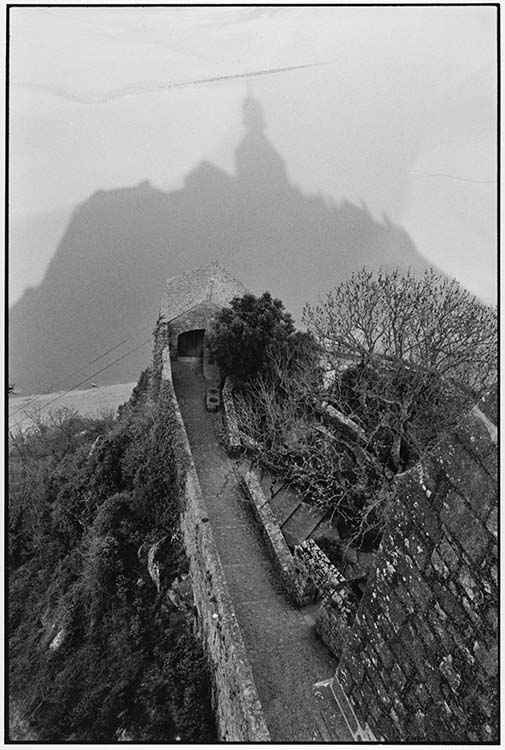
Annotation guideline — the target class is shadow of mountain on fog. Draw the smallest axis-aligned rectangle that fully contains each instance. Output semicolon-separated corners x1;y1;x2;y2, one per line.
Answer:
9;96;436;394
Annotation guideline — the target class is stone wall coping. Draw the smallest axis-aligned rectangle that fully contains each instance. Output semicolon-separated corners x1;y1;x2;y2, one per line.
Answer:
239;470;295;572
330;677;377;742
222;376;242;456
320;401;366;443
238;469;316;607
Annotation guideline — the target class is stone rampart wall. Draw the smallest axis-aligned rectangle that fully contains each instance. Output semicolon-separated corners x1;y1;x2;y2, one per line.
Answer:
161;348;269;741
332;404;498;742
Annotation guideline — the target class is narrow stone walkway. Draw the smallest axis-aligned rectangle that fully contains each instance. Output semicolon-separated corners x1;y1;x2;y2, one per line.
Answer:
172;361;351;742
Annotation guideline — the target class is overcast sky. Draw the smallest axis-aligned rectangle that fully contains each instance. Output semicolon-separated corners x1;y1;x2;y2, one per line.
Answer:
9;5;497;303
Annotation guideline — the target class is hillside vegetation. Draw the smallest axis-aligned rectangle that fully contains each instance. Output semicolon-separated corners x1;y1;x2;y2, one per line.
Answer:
9;382;137;434
8;372;216;742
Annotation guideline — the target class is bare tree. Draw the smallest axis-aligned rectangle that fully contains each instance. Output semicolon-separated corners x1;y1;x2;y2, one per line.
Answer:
303;268;496;389
233;269;496;549
303;268;497;469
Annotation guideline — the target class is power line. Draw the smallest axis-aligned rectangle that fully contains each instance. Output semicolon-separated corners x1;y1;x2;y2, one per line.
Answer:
9;337;130;418
10;307;159;417
9;337;150;431
9;337;152;432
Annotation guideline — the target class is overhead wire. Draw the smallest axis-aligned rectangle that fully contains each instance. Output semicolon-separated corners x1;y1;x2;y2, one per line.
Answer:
9;337;152;432
9;336;131;417
9;307;159;417
9;56;332;412
9;56;334;427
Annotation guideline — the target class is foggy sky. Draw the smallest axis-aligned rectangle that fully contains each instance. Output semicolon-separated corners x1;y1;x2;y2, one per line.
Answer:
9;6;497;304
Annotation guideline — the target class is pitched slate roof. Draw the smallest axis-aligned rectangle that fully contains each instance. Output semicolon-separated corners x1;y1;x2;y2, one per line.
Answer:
160;261;249;323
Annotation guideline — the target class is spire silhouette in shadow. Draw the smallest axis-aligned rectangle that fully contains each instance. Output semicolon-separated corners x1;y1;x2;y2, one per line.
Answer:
10;96;435;394
235;95;288;190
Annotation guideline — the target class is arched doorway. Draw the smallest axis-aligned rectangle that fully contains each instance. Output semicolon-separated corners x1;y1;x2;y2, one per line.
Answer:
177;329;205;358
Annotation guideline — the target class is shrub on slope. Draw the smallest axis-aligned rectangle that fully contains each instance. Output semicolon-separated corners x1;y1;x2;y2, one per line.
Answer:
8;373;216;742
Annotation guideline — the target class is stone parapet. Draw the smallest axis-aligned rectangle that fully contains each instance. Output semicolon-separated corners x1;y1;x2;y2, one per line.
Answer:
316;596;354;662
334;403;498;742
161;347;270;742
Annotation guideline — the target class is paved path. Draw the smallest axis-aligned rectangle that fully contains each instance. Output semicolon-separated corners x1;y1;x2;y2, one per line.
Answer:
172;361;351;742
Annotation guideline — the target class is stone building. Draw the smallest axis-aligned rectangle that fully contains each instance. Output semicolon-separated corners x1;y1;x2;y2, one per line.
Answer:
159;260;248;358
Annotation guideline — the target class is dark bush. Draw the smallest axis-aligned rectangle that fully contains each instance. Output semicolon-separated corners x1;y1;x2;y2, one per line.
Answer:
207;291;298;382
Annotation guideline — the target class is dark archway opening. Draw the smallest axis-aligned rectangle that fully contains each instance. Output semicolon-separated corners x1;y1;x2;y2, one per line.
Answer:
178;329;205;358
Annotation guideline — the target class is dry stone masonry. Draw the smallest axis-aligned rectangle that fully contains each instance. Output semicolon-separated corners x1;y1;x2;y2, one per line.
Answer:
294;541;358;661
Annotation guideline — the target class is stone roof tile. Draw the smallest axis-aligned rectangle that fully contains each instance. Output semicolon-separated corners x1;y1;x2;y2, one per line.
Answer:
160;261;249;322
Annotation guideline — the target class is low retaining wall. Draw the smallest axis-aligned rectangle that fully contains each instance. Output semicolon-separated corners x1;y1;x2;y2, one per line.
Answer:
222;377;242;457
239;473;359;662
238;470;305;604
161;348;270;742
294;541;357;660
239;471;343;608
